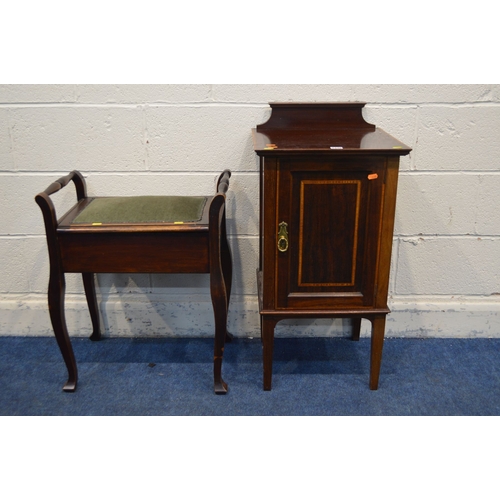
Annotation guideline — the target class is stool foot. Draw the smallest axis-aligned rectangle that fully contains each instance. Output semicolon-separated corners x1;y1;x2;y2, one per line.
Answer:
63;377;77;392
214;378;228;394
225;330;234;342
213;352;228;394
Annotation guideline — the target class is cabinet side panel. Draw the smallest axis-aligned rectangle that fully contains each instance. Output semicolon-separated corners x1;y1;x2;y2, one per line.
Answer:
374;156;400;308
261;157;279;310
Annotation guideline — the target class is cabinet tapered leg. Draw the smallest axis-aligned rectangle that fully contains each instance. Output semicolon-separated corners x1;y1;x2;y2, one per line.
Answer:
369;315;386;390
262;317;277;391
351;317;361;341
48;273;77;392
82;273;101;341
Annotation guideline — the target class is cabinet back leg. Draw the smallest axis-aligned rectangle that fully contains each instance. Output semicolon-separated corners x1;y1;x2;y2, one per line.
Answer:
351;317;361;341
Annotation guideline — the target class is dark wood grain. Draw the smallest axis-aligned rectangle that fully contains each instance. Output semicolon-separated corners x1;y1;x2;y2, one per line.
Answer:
253;103;411;155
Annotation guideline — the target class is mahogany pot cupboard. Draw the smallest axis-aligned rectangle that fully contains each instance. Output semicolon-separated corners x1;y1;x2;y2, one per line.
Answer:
252;103;411;390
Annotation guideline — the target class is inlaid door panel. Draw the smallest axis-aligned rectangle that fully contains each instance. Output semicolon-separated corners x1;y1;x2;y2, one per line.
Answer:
276;158;385;309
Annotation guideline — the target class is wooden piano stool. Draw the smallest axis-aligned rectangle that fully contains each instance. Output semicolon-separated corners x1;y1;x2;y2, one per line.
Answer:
35;170;233;394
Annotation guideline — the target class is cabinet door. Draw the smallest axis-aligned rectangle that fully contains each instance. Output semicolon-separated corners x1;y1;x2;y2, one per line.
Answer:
276;157;385;310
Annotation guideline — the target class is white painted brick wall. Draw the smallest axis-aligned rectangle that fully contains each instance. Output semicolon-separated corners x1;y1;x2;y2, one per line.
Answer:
1;84;499;338
11;107;146;172
415;106;500;171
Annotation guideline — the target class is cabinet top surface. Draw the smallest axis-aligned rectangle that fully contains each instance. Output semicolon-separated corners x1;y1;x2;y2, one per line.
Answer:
252;102;411;156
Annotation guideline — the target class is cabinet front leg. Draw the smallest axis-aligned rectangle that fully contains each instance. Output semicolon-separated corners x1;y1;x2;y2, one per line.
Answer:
262;317;277;391
369;315;387;390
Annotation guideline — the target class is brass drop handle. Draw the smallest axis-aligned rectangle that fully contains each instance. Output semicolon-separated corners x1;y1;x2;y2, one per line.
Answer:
277;221;289;252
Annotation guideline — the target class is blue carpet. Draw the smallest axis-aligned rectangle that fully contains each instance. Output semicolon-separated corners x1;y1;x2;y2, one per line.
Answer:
0;336;499;415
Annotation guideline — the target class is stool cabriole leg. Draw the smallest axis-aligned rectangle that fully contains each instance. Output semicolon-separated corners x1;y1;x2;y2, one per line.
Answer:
48;271;78;392
83;273;101;341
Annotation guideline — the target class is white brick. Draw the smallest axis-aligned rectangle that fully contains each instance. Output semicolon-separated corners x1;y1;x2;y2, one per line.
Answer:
0;238;30;292
0;296;53;336
363;105;417;170
146;105;265;172
5;84;499;107
363;106;417;145
212;84;500;104
226;172;259;236
0;109;14;171
396;237;500;295
474;175;500;235
1;174;80;236
0;84;76;103
29;236;52;293
0;109;10;148
0;153;14;174
227;236;258;295
387;297;500;338
415;106;500;171
74;84;212;104
1;175;44;235
212;84;361;103
84;172;217;197
352;85;500;104
11;107;145;172
395;174;487;236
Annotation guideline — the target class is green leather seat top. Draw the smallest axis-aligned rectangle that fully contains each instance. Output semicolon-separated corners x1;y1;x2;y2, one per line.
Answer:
73;196;208;224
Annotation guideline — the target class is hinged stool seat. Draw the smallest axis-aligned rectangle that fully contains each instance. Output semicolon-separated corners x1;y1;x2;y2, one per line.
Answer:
72;195;208;225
